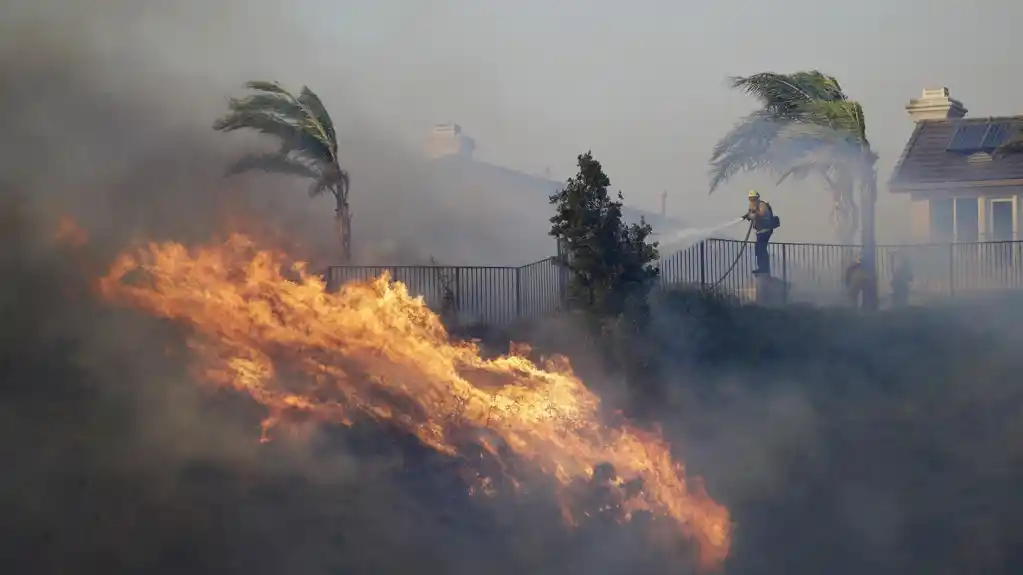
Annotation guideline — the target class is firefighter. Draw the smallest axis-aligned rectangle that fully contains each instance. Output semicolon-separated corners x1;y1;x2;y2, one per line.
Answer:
742;189;779;275
844;253;873;308
890;249;913;307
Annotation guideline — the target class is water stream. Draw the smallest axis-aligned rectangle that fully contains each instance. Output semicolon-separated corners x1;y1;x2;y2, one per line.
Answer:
657;218;746;252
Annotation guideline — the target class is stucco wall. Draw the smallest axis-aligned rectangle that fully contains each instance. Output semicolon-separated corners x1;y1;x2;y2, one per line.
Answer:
908;186;1023;242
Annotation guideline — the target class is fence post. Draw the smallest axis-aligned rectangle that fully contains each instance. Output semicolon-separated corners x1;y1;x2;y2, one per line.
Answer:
781;244;788;304
557;257;569;309
454;267;461;315
948;243;955;296
699;241;707;287
514;267;522;320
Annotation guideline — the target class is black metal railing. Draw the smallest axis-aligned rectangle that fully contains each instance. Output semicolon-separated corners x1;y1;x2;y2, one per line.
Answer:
661;239;1023;304
325;257;564;326
324;239;1023;324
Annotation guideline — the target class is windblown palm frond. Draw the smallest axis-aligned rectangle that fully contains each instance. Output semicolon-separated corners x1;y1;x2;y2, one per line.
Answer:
213;106;326;158
213;80;339;168
729;71;846;117
709;106;862;193
709;110;783;191
226;153;322;179
790;100;871;149
709;70;877;250
308;169;350;199
244;80;292;96
776;121;872;161
770;144;859;242
710;71;853;192
214;81;353;261
786;71;846;102
775;119;877;188
765;131;853;204
773;146;843;185
298;86;338;157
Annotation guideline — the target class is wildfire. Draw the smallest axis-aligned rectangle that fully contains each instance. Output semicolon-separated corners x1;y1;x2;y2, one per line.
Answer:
55;216;88;248
96;233;732;568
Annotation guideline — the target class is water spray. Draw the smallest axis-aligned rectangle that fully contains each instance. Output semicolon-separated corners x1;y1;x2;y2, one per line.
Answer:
659;217;756;289
658;218;746;252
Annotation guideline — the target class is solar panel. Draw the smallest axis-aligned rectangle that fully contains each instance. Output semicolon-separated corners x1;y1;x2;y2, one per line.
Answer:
946;124;989;152
980;122;1011;150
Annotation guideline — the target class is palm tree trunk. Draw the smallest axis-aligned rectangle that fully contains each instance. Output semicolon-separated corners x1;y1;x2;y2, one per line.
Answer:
826;173;858;245
859;174;878;310
336;200;352;263
832;191;858;245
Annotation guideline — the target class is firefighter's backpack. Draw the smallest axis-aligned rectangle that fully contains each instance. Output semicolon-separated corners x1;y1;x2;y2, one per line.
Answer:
765;202;781;229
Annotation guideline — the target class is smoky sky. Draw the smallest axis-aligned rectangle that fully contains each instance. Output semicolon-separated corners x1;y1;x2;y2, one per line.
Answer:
4;3;1023;575
12;0;1023;248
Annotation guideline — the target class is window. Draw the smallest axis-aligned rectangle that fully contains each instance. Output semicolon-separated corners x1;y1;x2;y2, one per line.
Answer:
930;198;953;242
955;198;979;242
929;197;979;242
990;199;1015;241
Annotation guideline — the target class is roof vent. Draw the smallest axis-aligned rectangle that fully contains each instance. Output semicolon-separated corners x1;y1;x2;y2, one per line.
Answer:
967;151;993;164
907;87;967;122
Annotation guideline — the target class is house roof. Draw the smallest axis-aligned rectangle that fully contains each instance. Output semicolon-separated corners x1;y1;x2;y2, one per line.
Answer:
889;116;1023;191
430;155;688;231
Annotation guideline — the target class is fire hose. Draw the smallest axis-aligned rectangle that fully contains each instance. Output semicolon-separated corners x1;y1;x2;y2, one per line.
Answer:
707;220;754;289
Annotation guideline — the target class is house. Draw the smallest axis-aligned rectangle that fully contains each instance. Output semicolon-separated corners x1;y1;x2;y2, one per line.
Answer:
889;88;1023;242
423;123;688;258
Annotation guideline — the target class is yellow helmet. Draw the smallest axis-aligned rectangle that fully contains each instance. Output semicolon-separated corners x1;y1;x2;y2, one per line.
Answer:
747;189;760;199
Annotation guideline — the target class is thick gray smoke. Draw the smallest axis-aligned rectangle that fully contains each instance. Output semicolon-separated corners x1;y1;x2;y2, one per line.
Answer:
0;4;693;575
0;0;560;267
6;3;1023;575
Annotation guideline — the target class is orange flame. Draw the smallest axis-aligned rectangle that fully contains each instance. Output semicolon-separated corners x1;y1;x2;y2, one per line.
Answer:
55;216;88;248
96;233;732;568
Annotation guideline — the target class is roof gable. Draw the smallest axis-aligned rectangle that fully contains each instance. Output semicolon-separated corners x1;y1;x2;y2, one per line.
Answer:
889;117;1023;190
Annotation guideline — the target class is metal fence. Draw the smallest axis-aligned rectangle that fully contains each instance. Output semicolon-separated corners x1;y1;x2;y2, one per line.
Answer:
661;239;1023;305
324;239;1023;324
325;257;564;326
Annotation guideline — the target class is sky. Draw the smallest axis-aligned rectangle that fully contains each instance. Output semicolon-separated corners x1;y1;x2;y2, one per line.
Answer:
6;0;1023;245
290;0;1023;241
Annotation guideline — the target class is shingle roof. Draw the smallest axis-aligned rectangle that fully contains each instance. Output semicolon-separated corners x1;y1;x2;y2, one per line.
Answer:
889;117;1023;190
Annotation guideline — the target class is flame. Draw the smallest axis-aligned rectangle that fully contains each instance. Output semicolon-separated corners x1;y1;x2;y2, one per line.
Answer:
96;233;732;568
55;216;88;248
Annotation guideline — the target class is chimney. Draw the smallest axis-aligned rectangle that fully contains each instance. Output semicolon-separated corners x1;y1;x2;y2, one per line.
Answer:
906;87;967;122
424;123;476;159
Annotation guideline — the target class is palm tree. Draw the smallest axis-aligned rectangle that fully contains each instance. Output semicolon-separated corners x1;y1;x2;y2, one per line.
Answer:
709;71;879;308
708;71;860;244
213;81;352;261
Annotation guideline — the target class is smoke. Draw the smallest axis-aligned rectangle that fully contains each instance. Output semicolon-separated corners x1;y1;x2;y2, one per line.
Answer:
658;218;746;252
633;287;1023;575
705;111;912;246
5;3;1023;575
0;3;694;575
0;0;561;268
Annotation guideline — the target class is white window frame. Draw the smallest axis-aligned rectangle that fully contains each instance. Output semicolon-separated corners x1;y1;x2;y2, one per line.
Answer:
987;197;1017;242
952;197;981;243
930;197;981;243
